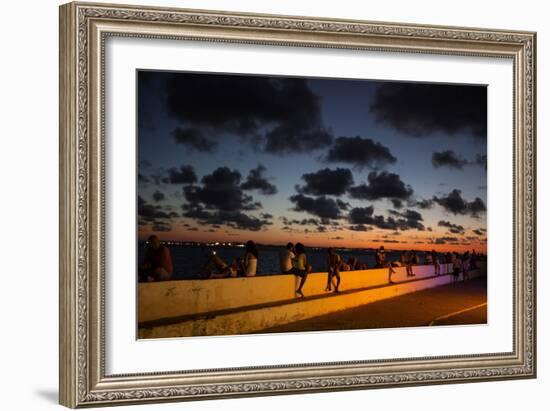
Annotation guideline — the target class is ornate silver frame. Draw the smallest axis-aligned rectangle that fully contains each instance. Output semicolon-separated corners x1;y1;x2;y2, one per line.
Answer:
59;2;536;408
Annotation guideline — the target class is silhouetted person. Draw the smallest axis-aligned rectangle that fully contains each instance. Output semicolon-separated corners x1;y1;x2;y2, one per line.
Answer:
452;252;462;282
405;250;415;277
326;248;341;292
376;246;395;283
280;242;295;274
375;246;387;268
431;249;440;276
347;256;360;271
196;251;239;279
292;243;308;297
241;240;258;277
140;235;173;282
425;250;433;265
462;251;471;281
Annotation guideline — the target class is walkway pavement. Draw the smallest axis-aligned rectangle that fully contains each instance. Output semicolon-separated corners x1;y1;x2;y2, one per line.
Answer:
258;276;487;333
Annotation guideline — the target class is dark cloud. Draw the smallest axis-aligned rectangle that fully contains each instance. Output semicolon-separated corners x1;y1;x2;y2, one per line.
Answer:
138;196;174;221
438;220;465;234
434;236;459;244
472;228;484;236
180;167;271;231
389;209;425;231
182;204;272;231
370;82;487;138
324;136;396;169
152;221;171;232
349;206;424;231
297;168;354;196
162;165;198;184
476;154;487;171
184;167;261;212
410;198;435;210
152;190;165;202
289;194;347;219
348;171;413;201
162;72;333;155
241;164;278;195
217;211;272;231
432;150;468;169
433;189;486;217
348;224;372;232
261;213;274;220
280;217;320;226
336;199;351;210
172;127;217;152
391;199;403;209
348;206;375;224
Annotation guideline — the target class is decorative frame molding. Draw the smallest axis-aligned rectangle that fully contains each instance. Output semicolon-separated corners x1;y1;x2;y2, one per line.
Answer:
59;2;536;407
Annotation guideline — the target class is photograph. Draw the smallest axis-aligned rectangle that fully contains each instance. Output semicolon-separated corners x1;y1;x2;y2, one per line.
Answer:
136;70;488;338
57;2;536;407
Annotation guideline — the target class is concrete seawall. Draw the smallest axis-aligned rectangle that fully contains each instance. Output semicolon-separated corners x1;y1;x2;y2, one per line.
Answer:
138;263;486;338
139;264;454;323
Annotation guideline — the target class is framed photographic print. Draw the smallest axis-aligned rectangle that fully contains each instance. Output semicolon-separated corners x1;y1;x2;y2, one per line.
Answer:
59;2;537;408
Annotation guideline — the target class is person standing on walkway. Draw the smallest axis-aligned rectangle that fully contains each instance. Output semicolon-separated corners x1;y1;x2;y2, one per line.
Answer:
292;243;309;297
462;251;470;282
405;250;415;277
326;248;341;292
452;252;462;282
431;249;440;276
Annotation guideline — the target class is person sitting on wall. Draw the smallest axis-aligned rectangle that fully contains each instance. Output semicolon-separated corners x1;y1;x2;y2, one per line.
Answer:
348;256;366;271
139;235;173;282
196;251;239;279
339;260;351;271
279;242;295;274
326;248;342;293
241;240;258;277
425;250;433;265
375;245;387;268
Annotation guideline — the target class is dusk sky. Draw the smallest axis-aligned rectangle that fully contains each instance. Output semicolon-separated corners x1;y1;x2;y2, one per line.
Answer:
137;70;487;252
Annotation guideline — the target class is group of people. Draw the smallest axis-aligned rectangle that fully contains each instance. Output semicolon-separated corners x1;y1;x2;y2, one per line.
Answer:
138;236;260;282
139;236;483;293
450;251;478;282
279;242;312;297
196;240;259;279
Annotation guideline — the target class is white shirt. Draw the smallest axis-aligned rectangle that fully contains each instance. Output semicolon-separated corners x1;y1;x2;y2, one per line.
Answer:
279;249;295;273
243;253;258;277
